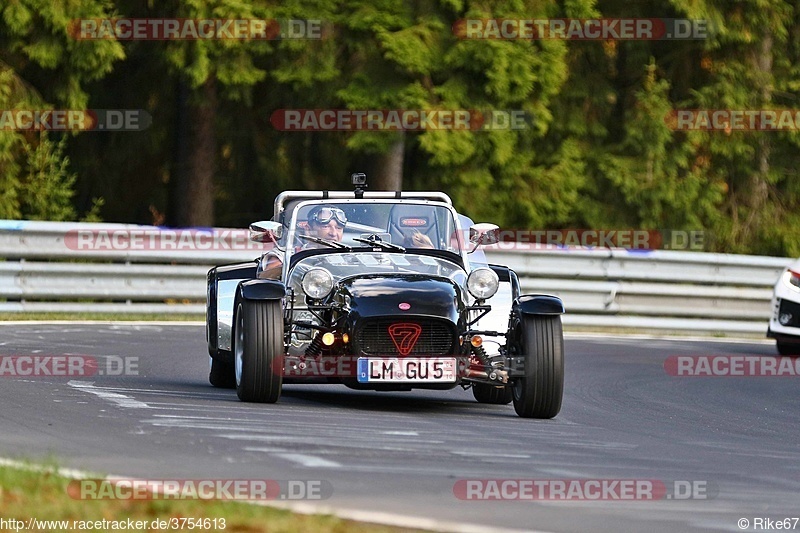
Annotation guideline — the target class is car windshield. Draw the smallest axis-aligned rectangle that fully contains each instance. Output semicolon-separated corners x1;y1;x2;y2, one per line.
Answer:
285;201;463;254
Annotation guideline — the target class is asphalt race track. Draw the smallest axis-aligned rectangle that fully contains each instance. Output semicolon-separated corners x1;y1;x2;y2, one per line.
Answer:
1;324;798;532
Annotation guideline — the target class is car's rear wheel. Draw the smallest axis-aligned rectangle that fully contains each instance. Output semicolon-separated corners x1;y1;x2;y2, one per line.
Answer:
209;356;236;388
472;383;513;404
234;298;283;403
776;341;800;356
511;314;564;419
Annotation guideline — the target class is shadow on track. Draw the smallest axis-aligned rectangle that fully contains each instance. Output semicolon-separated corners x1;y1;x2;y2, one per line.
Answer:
280;385;491;415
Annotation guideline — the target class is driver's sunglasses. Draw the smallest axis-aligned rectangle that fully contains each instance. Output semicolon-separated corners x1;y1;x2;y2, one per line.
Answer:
312;207;348;226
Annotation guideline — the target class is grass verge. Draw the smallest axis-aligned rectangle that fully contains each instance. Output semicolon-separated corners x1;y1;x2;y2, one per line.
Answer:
0;313;202;322
563;325;768;339
0;462;425;533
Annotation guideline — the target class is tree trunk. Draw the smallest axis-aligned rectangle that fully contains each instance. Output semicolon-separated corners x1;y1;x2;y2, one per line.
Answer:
753;31;772;201
743;30;772;236
373;133;405;191
171;77;217;226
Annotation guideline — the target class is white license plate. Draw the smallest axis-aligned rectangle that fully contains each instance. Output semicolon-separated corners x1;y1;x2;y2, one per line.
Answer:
357;357;457;383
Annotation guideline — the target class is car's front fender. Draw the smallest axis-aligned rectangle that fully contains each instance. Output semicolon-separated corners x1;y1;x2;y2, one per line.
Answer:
238;279;286;301
516;294;565;316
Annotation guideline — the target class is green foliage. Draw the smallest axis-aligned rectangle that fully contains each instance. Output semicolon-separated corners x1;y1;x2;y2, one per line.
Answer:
1;0;124;108
0;0;120;221
0;0;798;256
0;69;24;219
15;133;104;222
21;134;78;221
665;0;800;254
157;0;272;98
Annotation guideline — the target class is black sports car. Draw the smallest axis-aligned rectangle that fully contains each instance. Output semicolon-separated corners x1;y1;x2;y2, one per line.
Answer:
206;175;565;418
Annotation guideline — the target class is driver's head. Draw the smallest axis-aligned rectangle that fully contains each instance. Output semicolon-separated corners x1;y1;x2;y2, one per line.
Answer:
307;205;347;242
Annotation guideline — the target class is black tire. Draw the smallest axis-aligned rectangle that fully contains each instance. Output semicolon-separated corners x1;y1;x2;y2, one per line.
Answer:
777;342;800;356
472;383;513;404
234;298;283;403
209;357;236;388
511;314;564;419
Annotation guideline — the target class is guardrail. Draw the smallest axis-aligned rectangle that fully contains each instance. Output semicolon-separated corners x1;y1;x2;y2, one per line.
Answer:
488;248;788;333
0;220;791;334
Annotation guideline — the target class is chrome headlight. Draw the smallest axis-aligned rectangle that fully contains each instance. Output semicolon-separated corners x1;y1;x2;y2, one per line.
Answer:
467;267;499;300
301;268;334;299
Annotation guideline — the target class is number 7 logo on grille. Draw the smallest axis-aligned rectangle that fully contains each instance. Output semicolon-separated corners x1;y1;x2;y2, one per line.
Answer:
388;323;422;356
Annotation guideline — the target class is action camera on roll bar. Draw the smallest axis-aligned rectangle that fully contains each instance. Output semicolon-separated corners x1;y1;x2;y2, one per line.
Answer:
351;172;367;197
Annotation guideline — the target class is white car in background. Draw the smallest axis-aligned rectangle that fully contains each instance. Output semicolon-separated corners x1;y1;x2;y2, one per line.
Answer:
767;258;800;355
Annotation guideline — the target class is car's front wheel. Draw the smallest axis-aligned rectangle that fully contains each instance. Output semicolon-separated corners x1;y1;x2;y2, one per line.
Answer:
472;383;513;404
234;298;283;403
511;314;564;419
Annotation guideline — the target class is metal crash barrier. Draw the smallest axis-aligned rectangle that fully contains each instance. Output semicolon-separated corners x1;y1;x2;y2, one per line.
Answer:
0;220;790;333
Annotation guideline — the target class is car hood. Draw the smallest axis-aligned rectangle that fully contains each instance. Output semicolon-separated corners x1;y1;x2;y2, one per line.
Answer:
337;274;465;324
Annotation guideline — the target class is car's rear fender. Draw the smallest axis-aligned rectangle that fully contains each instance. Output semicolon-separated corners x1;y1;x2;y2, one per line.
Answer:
208;261;258;357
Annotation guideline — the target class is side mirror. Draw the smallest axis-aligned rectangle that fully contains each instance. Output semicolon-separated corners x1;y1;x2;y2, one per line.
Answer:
468;223;500;252
249;221;283;244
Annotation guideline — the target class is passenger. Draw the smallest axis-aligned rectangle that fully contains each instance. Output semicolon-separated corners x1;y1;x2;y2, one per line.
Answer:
404;230;434;249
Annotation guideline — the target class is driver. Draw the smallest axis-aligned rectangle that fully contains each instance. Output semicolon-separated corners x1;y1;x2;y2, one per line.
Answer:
305;205;347;244
257;205;347;279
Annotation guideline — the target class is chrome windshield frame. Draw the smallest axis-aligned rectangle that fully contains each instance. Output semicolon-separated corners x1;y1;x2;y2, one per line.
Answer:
282;199;470;280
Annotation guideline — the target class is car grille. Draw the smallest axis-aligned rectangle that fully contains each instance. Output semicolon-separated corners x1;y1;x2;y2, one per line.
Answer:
356;319;455;356
778;299;800;328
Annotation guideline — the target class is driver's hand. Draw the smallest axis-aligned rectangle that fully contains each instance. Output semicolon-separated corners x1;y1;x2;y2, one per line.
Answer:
410;231;434;248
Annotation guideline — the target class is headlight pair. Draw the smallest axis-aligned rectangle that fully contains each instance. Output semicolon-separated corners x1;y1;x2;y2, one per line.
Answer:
303;266;499;301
